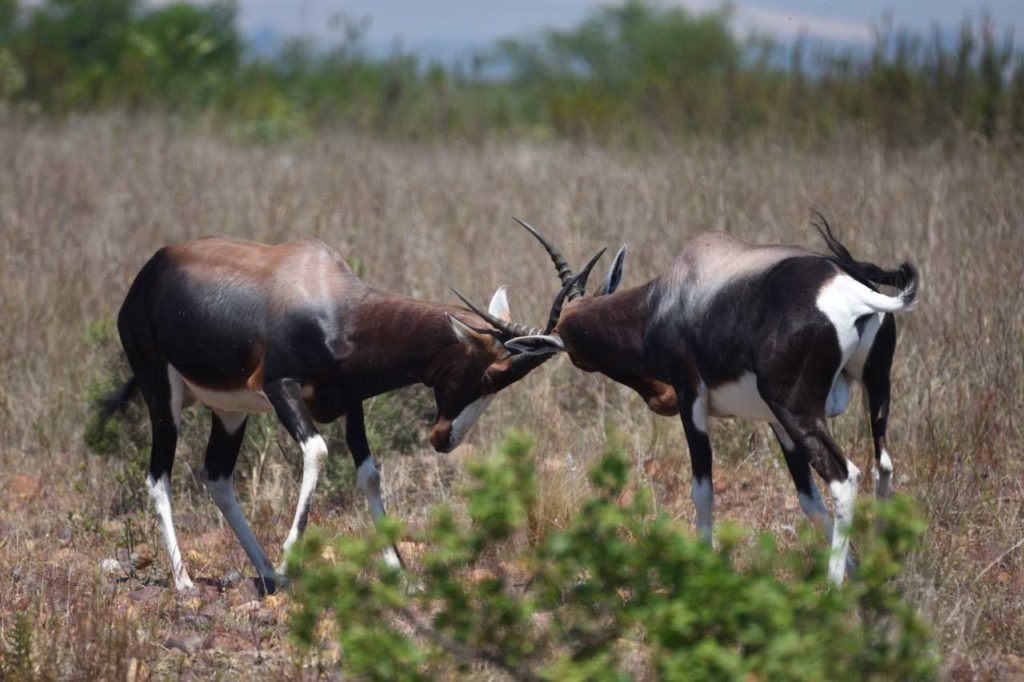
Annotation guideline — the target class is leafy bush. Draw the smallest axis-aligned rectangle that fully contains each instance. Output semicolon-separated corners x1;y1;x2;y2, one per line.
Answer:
0;612;34;680
288;431;938;681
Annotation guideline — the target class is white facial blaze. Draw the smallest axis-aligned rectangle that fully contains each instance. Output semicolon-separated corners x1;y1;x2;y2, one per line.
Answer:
147;473;193;590
447;395;495;450
827;460;861;585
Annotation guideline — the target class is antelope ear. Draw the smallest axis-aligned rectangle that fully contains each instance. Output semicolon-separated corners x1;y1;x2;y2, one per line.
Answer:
488;286;512;322
599;244;627;296
447;313;491;353
504;334;564;356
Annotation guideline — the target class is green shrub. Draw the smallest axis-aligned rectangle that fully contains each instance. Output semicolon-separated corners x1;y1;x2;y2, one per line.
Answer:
0;612;34;680
288;431;938;681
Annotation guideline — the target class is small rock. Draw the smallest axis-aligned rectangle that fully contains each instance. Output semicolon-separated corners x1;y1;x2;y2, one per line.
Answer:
100;518;126;536
198;600;226;619
222;570;244;587
162;634;203;654
129;585;164;604
203;630;253;652
467;567;499;584
180;613;211;628
100;558;127;577
125;658;149;682
233;600;262;614
7;474;40;501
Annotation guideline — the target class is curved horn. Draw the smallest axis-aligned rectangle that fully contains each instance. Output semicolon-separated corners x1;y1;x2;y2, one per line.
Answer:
513;216;574;287
543;248;605;332
543;273;584;334
450;288;541;339
568;248;606;301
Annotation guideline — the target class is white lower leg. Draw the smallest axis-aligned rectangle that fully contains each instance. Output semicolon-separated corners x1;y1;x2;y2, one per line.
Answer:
357;457;402;568
874;448;893;499
691;476;714;544
827;461;861;585
205;475;276;580
147;473;193;590
279;435;327;572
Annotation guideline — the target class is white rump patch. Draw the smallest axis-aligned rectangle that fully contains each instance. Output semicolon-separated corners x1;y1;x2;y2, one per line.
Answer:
708;372;776;423
817;274;908;367
815;275;865;364
844;312;883;381
448;395;495;450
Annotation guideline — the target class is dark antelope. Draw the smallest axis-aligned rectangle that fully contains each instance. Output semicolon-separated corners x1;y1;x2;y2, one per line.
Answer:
461;216;918;583
106;236;572;591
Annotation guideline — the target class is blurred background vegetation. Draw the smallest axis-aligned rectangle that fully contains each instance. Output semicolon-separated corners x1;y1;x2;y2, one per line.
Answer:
2;0;1024;145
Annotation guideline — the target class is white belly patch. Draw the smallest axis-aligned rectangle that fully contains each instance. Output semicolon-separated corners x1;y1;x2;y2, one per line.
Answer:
708;372;776;422
180;375;274;414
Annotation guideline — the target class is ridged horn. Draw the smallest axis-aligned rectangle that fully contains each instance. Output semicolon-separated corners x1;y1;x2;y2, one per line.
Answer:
568;248;606;301
513;216;574;287
450;288;541;339
543;248;605;331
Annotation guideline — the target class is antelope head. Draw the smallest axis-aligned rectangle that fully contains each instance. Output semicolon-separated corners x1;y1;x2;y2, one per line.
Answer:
430;272;593;452
501;217;678;416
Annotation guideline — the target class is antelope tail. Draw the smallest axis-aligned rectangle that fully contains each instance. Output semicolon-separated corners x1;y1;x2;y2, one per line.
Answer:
815;213;919;313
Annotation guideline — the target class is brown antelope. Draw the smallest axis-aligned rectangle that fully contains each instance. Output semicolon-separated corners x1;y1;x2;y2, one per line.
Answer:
459;217;918;584
103;236;584;592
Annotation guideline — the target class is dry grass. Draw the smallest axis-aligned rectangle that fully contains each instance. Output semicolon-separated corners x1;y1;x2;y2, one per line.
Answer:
0;116;1022;679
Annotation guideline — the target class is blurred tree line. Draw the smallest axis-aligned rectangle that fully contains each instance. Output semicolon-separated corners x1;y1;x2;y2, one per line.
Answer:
2;0;1023;144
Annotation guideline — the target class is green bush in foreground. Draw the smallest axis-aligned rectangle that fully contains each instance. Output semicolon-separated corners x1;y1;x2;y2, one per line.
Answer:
289;432;937;681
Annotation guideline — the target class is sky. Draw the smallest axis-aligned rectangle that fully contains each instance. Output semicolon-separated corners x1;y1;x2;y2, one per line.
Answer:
234;0;1024;60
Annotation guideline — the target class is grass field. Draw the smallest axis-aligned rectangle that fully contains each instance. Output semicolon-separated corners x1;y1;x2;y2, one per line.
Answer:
0;117;1022;679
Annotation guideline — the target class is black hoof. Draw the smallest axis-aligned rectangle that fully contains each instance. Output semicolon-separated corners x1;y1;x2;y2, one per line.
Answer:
254;575;277;596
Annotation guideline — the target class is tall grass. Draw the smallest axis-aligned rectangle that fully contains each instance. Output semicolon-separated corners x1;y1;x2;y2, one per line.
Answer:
0;116;1021;677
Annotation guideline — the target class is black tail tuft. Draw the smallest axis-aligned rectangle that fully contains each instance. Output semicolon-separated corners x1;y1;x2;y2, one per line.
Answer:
97;377;139;420
812;211;919;308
